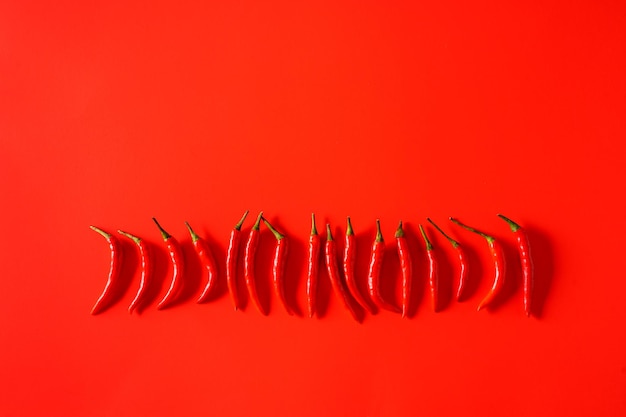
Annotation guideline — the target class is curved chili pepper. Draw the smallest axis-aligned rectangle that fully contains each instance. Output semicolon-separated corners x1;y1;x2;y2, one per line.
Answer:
427;218;469;302
226;210;249;311
153;218;185;310
498;214;534;317
419;224;439;312
90;226;123;315
185;222;219;304
395;221;412;318
367;219;400;314
244;212;268;316
450;217;506;311
118;230;152;314
343;217;376;314
307;213;321;318
263;217;293;316
326;224;361;322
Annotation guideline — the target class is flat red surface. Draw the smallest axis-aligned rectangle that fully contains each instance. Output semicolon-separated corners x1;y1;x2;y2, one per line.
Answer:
1;1;625;416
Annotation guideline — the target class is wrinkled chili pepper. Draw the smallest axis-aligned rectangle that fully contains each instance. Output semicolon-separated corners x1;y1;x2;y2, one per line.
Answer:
118;230;152;314
344;217;376;314
427;218;469;302
367;219;400;314
395;221;412;318
450;217;506;311
90;226;123;315
307;213;321;318
244;212;268;315
326;224;361;322
153;218;185;310
226;210;249;311
498;214;534;317
263;217;293;316
419;225;439;312
185;222;219;304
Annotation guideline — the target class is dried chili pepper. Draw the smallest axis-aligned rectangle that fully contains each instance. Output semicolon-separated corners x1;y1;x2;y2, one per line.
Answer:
395;221;412;318
118;230;152;314
90;226;123;315
326;224;361;322
419;224;439;312
153;218;185;310
244;212;268;315
450;217;506;311
498;214;534;317
306;213;321;318
343;217;376;314
427;218;469;302
185;222;219;304
226;210;249;311
367;219;400;314
263;217;293;316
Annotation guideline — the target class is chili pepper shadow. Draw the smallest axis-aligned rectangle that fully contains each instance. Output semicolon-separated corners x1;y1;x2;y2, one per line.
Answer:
314;255;333;319
403;222;425;318
526;225;554;318
423;224;454;313
95;237;137;314
282;227;306;317
481;232;519;312
138;241;169;311
197;229;228;303
254;228;274;316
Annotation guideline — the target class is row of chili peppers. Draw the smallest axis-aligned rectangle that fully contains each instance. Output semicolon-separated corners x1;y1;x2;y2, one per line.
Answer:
90;212;534;319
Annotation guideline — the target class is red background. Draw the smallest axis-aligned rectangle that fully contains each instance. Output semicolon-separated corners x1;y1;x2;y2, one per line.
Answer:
1;1;625;416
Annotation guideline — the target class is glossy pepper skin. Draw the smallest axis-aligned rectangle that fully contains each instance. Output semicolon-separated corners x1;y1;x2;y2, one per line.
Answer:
306;213;321;318
263;217;293;316
395;221;412;318
118;230;152;314
419;225;439;312
226;210;248;311
326;224;361;322
367;219;401;314
450;217;506;311
153;218;185;310
185;222;219;304
244;212;268;315
90;226;123;315
498;214;534;317
343;217;376;314
427;218;469;302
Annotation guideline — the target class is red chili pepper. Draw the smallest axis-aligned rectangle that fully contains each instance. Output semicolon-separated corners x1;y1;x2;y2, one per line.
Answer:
450;217;506;311
153;218;185;310
226;210;249;311
263;217;293;316
427;218;469;302
118;230;152;314
498;214;534;317
306;213;321;318
343;217;376;314
185;222;219;304
367;219;400;314
244;212;268;316
90;226;123;315
395;221;412;318
326;224;361;322
419;224;439;312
